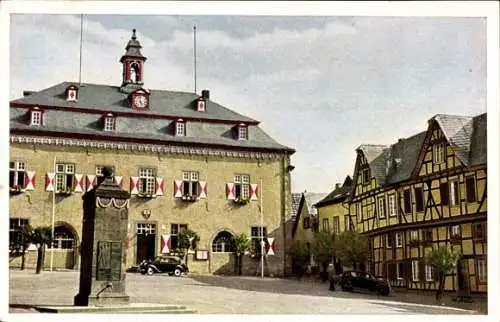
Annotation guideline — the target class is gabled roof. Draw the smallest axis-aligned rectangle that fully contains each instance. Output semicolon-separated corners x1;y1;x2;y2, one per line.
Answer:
315;176;353;207
351;113;486;198
291;192;328;237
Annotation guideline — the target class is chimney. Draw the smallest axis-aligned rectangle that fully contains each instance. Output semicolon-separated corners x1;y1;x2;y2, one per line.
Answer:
335;183;341;189
201;89;210;100
23;90;35;97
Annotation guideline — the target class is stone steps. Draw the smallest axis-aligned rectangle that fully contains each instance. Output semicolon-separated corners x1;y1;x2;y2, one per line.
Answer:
34;303;196;314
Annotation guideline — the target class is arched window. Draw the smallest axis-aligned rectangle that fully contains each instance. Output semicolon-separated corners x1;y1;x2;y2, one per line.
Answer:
212;231;235;253
50;226;75;249
130;62;140;83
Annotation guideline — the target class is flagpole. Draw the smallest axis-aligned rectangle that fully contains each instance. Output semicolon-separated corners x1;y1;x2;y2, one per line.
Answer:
193;25;197;94
260;179;264;279
79;14;84;85
50;155;56;272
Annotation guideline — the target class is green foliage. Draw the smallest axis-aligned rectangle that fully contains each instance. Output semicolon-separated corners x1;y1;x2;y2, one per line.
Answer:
28;226;53;246
312;230;334;265
426;246;459;274
288;240;310;266
177;228;200;254
233;233;251;256
332;230;368;265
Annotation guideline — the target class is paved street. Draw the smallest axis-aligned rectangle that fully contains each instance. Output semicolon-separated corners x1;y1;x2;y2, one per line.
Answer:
9;270;482;314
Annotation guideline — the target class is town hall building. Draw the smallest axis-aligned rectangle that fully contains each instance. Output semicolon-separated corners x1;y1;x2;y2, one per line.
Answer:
9;29;295;276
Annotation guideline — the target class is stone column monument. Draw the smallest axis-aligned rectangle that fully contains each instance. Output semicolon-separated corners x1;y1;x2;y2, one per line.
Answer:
74;167;131;306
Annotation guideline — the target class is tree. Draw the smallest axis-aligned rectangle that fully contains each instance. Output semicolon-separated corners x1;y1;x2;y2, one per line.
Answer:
233;233;251;276
427;246;459;303
177;228;200;266
28;226;53;274
9;225;33;270
312;231;334;282
288;240;310;279
332;230;369;270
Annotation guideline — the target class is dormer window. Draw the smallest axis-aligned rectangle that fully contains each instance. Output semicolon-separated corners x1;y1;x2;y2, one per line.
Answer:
175;119;185;136
66;85;78;102
237;123;248;140
197;98;206;112
103;113;116;132
29;107;44;126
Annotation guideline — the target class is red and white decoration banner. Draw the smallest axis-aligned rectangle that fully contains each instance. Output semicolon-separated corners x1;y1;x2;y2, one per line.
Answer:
130;176;139;195
174;180;183;197
266;237;275;256
226;182;235;200
25;171;36;191
73;174;84;193
161;234;171;254
155;177;164;196
198;181;207;199
45;172;55;192
114;176;123;189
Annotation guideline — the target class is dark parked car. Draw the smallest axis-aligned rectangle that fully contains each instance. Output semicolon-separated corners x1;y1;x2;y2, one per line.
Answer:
330;271;390;296
139;255;189;276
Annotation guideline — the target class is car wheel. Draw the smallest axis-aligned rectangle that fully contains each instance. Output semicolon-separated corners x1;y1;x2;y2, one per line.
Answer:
378;287;390;296
174;268;182;277
146;267;154;275
342;281;352;291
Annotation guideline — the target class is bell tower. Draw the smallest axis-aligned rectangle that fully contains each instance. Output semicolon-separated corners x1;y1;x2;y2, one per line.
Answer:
120;29;147;93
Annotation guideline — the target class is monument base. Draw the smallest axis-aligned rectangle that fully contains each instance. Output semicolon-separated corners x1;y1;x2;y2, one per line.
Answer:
74;292;130;306
34;303;196;314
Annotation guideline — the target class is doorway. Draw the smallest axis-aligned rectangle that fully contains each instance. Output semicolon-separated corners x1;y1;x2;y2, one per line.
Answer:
456;258;471;299
135;222;157;265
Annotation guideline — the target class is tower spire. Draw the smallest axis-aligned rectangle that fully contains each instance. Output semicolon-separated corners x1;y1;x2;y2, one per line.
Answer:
119;29;147;93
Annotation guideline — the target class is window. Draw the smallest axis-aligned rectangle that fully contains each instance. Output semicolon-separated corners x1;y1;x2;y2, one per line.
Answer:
55;163;75;192
170;223;187;251
322;218;329;232
433;143;445;164
103;115;115;131
395;232;403;248
386;234;393;248
138;168;156;195
396;262;404;280
344;215;350;231
472;223;486;241
477;259;487;283
356;203;362;222
361;168;370;184
333;216;340;234
303;217;310;229
440;183;450;206
403;189;412;214
410;230;419;241
414;187;424;212
377;197;386;218
388;194;396;217
175;120;185;136
423;229;433;243
238;124;248;140
212;231;235;253
425;264;434;281
31;110;42;126
234;174;250;200
9;218;29;249
450;180;460;207
465;176;477;203
9;161;26;189
450;225;461;239
182;171;199;196
96;165;115;177
411;260;419;281
251;226;267;256
48;226;75;249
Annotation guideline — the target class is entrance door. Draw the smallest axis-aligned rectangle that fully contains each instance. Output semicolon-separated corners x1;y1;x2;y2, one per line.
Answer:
457;258;471;298
135;223;157;265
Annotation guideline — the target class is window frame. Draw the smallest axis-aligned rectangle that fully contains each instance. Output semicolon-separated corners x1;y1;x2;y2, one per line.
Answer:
450;179;460;207
386;234;393;249
30;110;42;126
361;168;370;184
322;218;329;232
388;194;396;217
414;186;424;213
433;142;445;164
212;231;235;253
169;223;187;252
411;260;419;282
250;226;267;256
55;163;75;192
237;124;248;140
182;171;199;196
138;167;156;195
234;174;250;200
403;188;412;214
410;230;419;241
465;175;477;203
472;223;486;241
332;216;340;234
175;119;185;136
377;196;386;219
396;262;404;280
9;161;27;189
103;114;116;132
476;259;487;283
425;264;433;282
395;232;403;248
356;202;362;223
9;218;29;249
96;165;116;177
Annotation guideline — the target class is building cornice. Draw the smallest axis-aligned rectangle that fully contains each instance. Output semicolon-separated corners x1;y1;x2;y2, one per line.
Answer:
10;134;289;160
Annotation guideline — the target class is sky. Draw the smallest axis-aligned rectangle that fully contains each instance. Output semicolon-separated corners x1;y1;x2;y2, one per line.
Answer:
7;9;488;194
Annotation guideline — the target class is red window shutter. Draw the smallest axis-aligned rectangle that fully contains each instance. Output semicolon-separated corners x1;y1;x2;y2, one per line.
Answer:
174;180;183;198
250;183;258;200
155;177;164;196
73;174;84;193
25;171;36;190
114;176;123;189
226;183;235;200
130;176;139;195
198;181;207;199
45;173;55;192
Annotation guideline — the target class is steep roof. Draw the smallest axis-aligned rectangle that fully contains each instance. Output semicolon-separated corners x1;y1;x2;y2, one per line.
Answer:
302;192;328;217
10;82;294;153
315;176;353;207
353;113;486;191
290;192;302;221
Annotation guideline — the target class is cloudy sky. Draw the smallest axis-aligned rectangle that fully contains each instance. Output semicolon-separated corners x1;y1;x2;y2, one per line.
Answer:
8;10;488;193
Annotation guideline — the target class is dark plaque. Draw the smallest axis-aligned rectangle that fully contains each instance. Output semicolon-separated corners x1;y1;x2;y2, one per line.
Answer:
96;241;122;281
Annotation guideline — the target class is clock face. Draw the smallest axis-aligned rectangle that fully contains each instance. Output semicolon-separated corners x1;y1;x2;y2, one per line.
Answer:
134;95;148;108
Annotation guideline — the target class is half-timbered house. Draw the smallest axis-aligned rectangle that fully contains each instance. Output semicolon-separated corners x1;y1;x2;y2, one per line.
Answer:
349;113;487;294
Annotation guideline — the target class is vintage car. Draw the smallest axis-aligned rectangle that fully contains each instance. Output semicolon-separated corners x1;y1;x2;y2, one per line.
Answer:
139;255;189;276
330;270;390;296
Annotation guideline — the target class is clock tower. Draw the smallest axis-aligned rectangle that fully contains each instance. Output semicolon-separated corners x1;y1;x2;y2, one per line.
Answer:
120;29;147;94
